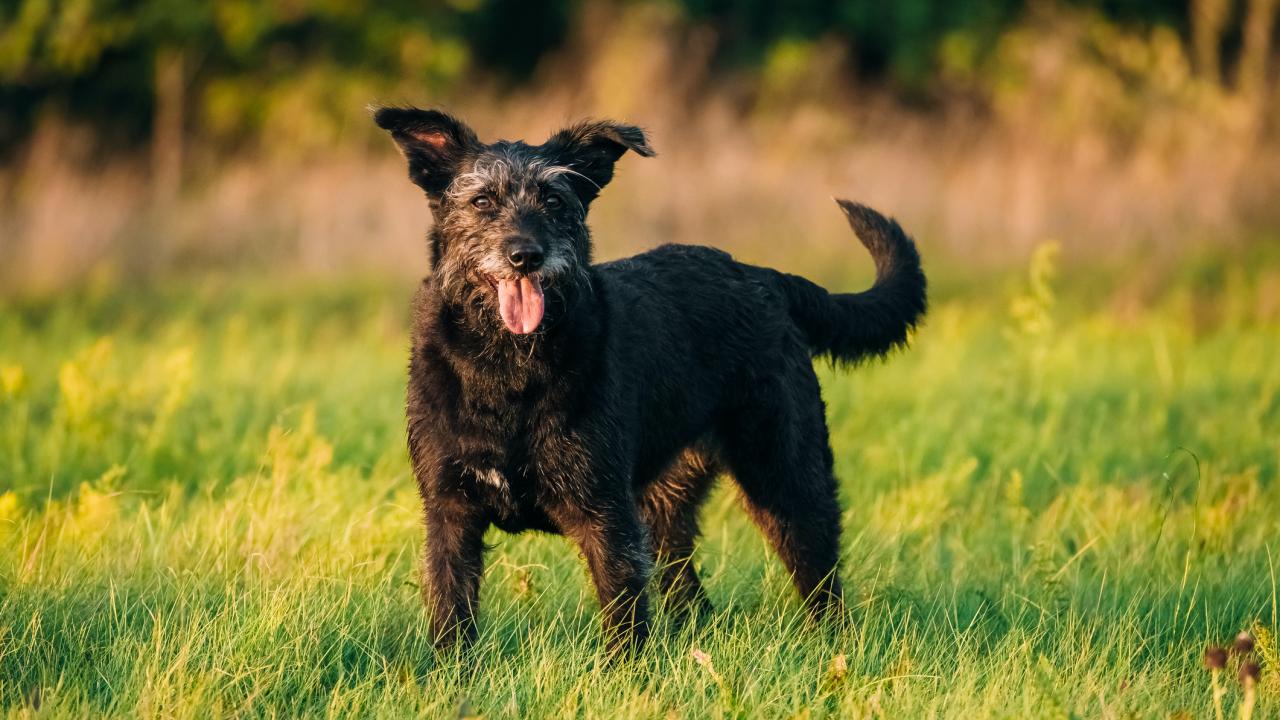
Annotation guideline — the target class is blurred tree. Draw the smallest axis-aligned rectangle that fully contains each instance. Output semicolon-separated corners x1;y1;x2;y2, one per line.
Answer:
0;0;1272;159
0;0;575;159
1238;0;1278;96
681;0;1024;89
1191;0;1230;80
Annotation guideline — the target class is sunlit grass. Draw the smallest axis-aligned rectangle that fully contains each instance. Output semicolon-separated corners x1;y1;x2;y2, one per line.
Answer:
1;253;1278;717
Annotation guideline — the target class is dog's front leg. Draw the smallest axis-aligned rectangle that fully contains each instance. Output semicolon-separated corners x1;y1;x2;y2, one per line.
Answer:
550;497;653;655
422;489;489;649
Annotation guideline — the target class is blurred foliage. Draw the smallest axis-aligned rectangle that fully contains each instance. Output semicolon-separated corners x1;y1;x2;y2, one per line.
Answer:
0;0;575;150
0;0;1229;153
685;0;1027;88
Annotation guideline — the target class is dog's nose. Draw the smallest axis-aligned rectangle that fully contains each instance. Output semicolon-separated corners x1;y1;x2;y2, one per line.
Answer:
507;242;545;272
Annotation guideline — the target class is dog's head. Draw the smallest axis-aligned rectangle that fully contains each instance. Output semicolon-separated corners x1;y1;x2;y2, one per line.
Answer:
374;107;653;335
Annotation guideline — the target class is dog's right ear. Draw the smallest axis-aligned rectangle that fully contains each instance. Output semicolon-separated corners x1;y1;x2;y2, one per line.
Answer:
372;107;479;195
543;120;655;206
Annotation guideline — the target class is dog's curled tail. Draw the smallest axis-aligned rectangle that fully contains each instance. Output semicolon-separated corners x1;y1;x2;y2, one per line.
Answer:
779;200;927;364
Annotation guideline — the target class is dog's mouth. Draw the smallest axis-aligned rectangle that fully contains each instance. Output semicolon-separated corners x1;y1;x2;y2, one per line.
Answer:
487;274;545;335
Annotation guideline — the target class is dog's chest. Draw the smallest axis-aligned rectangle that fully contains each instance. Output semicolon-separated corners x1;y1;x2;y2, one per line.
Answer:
453;409;586;535
416;338;586;533
464;463;558;533
449;401;569;533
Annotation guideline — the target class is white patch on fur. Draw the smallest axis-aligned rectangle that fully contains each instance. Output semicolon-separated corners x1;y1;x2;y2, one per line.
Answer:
469;466;506;489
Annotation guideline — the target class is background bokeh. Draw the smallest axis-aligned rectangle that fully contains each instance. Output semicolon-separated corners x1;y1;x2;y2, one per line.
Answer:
4;4;1280;716
2;0;1278;290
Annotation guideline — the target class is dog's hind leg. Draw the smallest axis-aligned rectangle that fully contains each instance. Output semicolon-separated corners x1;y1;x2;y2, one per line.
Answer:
639;445;719;620
721;366;845;619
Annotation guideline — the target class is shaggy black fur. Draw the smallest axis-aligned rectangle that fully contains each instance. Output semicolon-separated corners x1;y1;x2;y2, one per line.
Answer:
374;107;927;654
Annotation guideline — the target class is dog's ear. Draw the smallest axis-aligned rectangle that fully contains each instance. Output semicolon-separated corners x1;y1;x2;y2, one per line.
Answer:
373;107;480;195
544;120;654;205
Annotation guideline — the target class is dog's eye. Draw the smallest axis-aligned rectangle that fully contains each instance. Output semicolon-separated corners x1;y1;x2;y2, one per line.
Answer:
545;194;563;210
471;195;494;210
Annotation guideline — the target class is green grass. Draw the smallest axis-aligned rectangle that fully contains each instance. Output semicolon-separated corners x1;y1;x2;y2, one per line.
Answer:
1;249;1278;718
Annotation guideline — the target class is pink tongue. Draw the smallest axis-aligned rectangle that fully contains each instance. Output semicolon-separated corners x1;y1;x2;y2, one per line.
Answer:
497;276;545;334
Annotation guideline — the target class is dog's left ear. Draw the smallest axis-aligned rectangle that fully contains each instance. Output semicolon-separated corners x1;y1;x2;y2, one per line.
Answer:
544;121;655;205
373;106;480;196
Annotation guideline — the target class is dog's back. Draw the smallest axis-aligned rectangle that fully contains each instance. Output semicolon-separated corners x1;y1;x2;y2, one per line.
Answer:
590;199;926;450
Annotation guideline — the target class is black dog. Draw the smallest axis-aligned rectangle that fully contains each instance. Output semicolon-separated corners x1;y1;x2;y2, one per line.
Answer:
374;107;926;653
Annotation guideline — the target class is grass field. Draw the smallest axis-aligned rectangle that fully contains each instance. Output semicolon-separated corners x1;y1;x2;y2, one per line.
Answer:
1;245;1278;718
